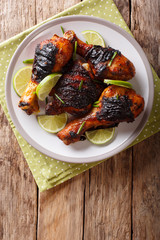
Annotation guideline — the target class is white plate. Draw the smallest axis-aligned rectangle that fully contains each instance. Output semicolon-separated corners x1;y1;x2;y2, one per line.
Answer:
5;16;154;163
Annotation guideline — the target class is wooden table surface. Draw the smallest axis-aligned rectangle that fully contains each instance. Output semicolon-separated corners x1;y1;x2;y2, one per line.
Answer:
0;0;160;239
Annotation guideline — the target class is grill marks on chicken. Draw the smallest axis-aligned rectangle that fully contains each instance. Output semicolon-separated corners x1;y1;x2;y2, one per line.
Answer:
18;34;73;115
46;60;103;116
96;95;134;122
64;30;135;80
32;42;58;84
57;85;144;145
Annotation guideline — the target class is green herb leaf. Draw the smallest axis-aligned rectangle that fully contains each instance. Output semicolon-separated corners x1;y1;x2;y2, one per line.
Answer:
93;100;100;105
55;93;64;104
86;40;88;44
23;59;34;64
61;26;65;34
92;105;99;108
45;97;48;104
78;80;83;90
73;41;77;61
108;51;117;67
77;121;86;135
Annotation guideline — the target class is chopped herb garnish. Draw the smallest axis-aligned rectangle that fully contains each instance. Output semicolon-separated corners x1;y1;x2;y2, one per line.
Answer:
108;51;117;67
93;100;100;105
73;41;77;61
45;97;48;104
78;80;83;90
23;59;34;64
77;121;86;135
55;93;64;104
86;40;88;44
93;104;99;108
61;26;64;34
116;95;119;100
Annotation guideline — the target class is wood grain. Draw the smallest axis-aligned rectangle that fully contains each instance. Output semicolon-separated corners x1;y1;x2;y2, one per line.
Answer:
114;0;130;26
131;0;160;239
131;0;160;76
38;174;86;240
0;1;37;240
84;150;132;240
35;0;80;24
133;133;160;240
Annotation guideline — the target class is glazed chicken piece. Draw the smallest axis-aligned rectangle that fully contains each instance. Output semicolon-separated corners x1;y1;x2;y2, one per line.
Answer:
18;34;74;115
57;85;144;145
64;30;135;81
46;60;105;116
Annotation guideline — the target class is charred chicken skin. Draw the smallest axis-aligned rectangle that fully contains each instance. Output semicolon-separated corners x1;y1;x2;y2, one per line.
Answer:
46;60;104;116
64;30;135;81
18;34;74;115
57;85;144;145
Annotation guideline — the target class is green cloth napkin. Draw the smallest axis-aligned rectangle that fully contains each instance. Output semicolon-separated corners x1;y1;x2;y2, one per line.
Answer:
0;0;159;192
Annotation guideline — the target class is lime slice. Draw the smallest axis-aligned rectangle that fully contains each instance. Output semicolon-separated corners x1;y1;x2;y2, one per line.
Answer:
81;30;105;47
104;79;132;89
85;128;115;145
37;113;67;133
36;73;62;101
13;66;32;97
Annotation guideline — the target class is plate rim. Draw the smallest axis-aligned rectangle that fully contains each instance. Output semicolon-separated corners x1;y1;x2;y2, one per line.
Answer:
5;15;154;163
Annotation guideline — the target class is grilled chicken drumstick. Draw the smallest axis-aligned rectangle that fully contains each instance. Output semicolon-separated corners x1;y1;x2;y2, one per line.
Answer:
64;30;135;81
46;60;105;116
19;34;74;115
57;85;144;145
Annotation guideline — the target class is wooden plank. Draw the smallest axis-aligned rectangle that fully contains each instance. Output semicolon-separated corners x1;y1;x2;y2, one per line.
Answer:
84;150;132;240
0;1;37;240
114;0;130;26
132;134;160;239
35;0;80;24
38;174;86;240
131;0;160;76
131;0;160;239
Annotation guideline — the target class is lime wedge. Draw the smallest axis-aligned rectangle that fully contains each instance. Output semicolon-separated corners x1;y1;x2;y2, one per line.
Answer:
36;73;62;101
104;79;132;89
37;113;67;133
13;66;32;97
81;30;105;47
85;128;115;145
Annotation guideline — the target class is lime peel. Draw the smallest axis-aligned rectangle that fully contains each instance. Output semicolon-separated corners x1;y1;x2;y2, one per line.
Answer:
104;79;132;89
37;113;67;133
85;128;115;145
13;66;32;97
36;73;62;101
81;30;105;47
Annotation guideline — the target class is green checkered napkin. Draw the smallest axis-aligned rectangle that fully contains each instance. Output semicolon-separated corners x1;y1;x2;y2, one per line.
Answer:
0;0;159;191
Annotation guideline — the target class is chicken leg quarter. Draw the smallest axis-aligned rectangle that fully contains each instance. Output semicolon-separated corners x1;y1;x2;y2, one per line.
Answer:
18;34;73;115
57;85;144;145
64;30;136;81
